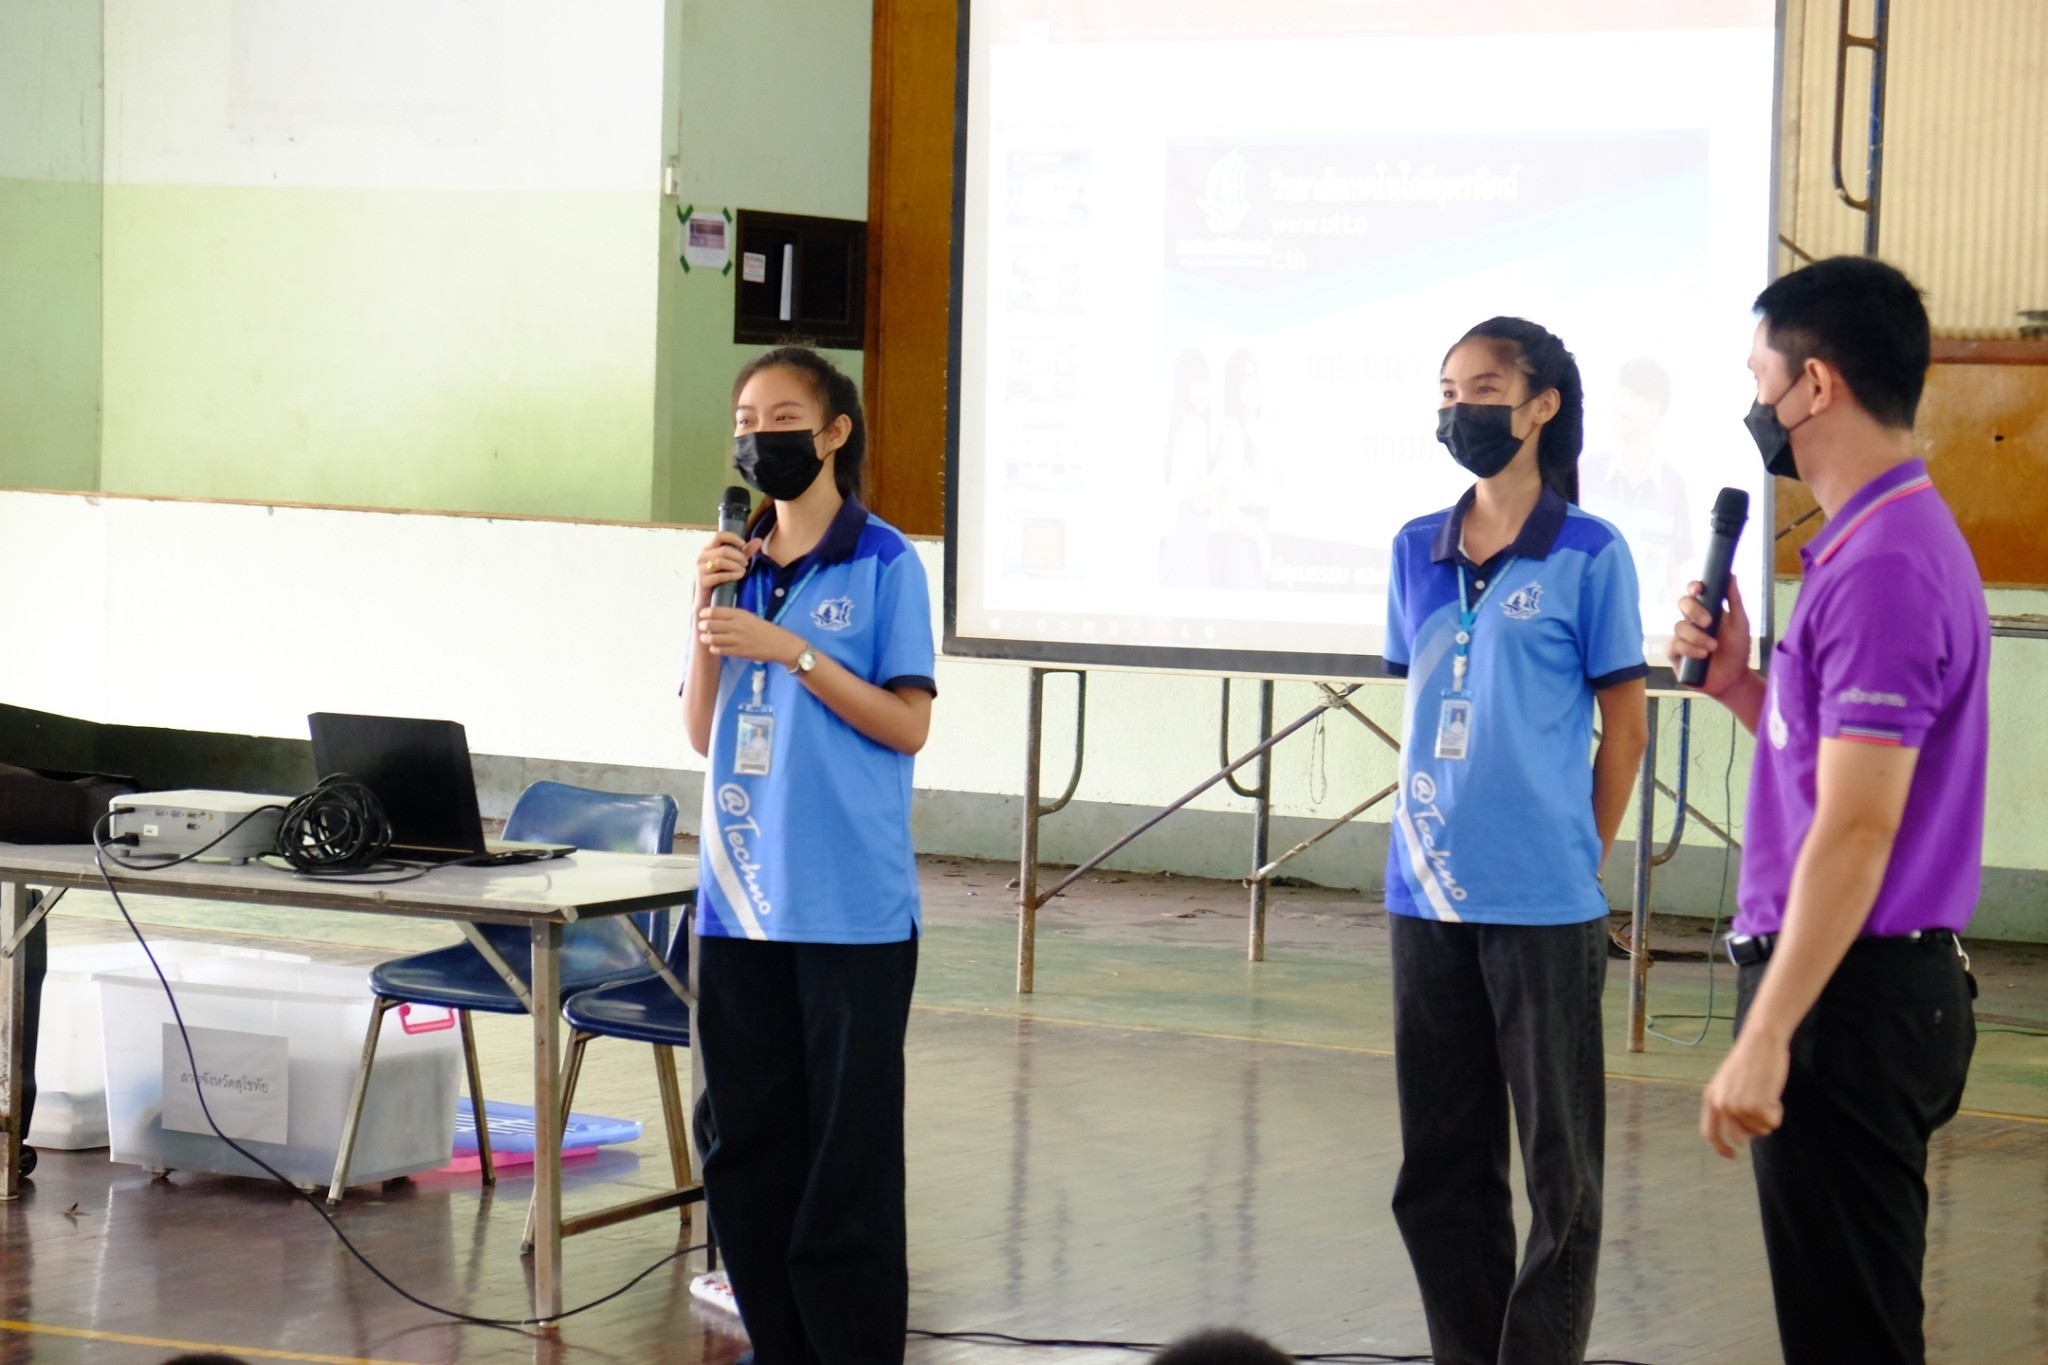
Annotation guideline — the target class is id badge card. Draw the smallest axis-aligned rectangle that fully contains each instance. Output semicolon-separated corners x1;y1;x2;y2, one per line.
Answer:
1434;696;1473;762
734;709;776;777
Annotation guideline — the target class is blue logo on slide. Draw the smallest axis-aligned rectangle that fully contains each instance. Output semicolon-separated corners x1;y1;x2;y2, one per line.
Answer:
1197;153;1251;234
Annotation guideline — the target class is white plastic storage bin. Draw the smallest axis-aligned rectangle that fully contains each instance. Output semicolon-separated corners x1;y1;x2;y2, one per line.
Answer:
97;958;461;1188
30;940;309;1150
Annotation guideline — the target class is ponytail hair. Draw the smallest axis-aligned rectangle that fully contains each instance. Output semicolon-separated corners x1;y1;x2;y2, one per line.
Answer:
1451;317;1585;504
730;344;868;533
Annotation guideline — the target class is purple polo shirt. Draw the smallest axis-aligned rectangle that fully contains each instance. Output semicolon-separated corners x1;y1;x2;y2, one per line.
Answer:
1736;459;1990;938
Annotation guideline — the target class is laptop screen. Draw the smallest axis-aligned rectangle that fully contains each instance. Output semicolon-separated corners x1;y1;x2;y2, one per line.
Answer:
307;713;489;858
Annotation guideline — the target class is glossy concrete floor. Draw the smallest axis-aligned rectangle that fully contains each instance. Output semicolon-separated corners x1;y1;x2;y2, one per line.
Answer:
4;855;2046;1364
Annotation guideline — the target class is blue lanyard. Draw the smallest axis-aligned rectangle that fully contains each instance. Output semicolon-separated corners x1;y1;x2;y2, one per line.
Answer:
1452;557;1515;693
746;559;824;626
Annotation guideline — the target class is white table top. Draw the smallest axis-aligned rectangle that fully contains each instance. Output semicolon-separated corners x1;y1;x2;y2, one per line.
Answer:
0;843;699;925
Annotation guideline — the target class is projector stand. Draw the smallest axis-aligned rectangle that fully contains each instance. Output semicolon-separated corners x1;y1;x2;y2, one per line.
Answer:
1013;672;1746;1057
1012;672;1392;992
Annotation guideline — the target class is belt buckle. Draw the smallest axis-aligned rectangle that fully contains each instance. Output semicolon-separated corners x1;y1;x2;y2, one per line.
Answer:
1725;933;1770;967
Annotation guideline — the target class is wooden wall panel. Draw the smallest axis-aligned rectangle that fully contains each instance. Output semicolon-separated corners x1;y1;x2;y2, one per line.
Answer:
1774;355;2048;585
862;0;955;538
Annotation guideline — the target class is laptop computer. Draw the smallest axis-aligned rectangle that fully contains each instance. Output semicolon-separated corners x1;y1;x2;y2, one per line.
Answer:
307;713;574;865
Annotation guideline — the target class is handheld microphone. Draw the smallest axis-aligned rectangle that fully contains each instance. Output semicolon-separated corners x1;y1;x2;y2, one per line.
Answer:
711;485;752;610
1676;487;1751;688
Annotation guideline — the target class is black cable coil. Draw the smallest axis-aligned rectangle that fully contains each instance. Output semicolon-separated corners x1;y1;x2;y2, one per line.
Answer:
275;773;393;872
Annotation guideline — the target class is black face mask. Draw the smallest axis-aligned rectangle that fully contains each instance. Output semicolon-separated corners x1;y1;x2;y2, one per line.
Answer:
734;429;826;501
1436;401;1530;479
1744;378;1812;481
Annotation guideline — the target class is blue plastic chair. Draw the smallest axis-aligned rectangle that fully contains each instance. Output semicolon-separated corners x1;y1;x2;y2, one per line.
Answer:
517;913;711;1259
326;781;679;1204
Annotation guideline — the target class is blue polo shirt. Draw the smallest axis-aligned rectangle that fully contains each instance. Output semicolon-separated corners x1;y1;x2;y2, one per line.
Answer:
1383;488;1647;925
691;498;936;944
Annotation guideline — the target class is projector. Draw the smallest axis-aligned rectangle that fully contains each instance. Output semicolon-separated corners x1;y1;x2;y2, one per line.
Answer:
107;790;285;864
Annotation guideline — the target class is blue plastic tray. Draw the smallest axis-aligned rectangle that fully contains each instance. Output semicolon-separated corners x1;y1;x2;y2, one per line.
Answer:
455;1098;642;1155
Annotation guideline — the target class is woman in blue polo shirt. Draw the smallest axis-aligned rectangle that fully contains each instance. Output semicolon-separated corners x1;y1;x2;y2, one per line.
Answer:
684;345;936;1365
1382;317;1649;1365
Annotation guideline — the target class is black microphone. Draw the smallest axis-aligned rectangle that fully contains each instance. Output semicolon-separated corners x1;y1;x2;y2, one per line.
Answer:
1676;487;1751;688
711;485;752;610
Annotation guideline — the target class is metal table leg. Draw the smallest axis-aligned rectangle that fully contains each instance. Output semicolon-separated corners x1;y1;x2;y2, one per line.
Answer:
0;881;25;1200
1017;668;1045;994
529;920;564;1322
1627;699;1661;1053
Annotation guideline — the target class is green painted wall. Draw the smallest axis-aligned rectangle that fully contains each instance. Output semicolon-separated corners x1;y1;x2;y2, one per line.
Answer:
0;0;876;525
97;186;657;521
654;0;871;526
0;0;103;493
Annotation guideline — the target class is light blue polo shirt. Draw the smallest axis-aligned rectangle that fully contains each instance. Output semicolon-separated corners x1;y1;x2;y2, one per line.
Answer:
692;498;936;944
1382;487;1647;925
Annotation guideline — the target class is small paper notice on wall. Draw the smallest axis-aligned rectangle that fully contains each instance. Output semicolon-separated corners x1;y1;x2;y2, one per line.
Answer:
162;1023;290;1145
742;251;768;284
685;212;730;271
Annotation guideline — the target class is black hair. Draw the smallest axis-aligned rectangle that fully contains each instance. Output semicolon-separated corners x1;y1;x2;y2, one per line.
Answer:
1150;1328;1294;1365
1449;317;1586;504
730;344;867;530
1753;255;1929;429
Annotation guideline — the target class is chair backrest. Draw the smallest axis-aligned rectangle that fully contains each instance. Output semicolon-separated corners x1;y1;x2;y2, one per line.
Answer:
502;781;682;979
503;780;678;854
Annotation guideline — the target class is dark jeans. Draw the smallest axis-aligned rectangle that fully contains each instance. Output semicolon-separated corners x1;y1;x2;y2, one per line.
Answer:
1737;935;1975;1365
1388;913;1607;1365
697;935;918;1365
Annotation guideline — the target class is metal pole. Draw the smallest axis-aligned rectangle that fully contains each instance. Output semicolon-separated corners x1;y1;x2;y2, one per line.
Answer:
1018;668;1045;995
1829;0;1890;256
1627;698;1660;1053
0;882;24;1201
1250;782;1397;885
1247;680;1274;963
1864;0;1890;256
1652;699;1692;867
528;920;565;1323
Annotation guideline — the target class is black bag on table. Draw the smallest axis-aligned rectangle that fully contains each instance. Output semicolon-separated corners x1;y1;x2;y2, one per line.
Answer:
0;763;139;1172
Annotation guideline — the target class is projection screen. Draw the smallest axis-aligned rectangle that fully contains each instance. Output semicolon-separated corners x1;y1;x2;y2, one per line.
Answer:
947;0;1781;680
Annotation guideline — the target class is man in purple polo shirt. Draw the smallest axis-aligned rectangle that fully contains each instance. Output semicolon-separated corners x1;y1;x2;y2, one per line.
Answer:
1670;255;1986;1365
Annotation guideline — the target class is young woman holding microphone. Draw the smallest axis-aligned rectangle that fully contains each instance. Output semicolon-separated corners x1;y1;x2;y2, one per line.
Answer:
1381;317;1649;1364
684;345;936;1365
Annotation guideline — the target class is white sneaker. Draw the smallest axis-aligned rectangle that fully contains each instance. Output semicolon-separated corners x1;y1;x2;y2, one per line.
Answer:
691;1270;740;1318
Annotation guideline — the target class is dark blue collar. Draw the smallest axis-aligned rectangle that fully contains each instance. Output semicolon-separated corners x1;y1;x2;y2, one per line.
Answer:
753;495;869;570
1430;485;1570;566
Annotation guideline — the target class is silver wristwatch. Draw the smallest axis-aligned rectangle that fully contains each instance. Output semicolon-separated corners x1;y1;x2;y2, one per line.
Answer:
787;645;817;676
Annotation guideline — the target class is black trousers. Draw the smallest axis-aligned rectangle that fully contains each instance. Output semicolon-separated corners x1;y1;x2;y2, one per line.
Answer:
1737;935;1975;1365
1388;914;1608;1365
696;935;918;1365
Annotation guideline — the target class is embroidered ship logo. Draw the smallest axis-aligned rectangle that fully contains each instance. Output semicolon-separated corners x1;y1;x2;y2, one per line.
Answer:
1500;582;1544;621
812;596;856;631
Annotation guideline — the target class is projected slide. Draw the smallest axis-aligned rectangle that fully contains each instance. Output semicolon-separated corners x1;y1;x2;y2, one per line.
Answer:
951;1;1779;676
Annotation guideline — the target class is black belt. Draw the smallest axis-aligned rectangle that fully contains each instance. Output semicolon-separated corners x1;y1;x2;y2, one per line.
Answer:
1725;927;1960;967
